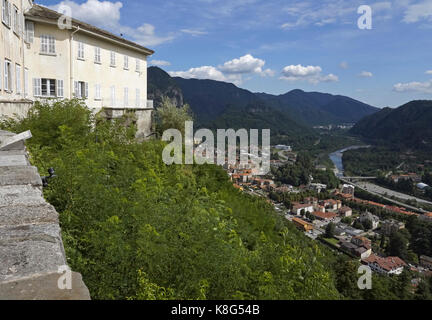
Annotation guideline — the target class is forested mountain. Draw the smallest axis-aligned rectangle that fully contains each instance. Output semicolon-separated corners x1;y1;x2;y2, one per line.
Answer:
148;67;184;108
256;89;379;125
350;100;432;151
148;67;378;127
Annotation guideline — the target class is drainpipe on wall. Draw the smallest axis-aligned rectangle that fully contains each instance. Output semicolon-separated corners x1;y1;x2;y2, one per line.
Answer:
70;26;80;99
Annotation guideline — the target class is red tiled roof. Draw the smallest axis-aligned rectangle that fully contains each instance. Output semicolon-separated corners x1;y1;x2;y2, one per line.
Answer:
312;211;337;220
364;254;407;272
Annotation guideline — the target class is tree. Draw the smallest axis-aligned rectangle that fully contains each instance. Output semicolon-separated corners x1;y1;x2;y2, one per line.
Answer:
155;96;193;136
388;231;409;259
325;223;336;238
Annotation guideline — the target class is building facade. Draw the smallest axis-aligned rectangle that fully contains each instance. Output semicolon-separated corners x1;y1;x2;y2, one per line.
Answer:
1;2;154;138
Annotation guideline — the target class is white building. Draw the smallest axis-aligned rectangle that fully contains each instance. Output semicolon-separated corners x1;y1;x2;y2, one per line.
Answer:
1;2;154;138
363;254;407;275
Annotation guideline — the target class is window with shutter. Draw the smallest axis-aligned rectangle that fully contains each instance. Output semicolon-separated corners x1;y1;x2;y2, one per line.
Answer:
110;52;116;67
94;47;101;63
41;35;55;54
135;89;140;107
33;78;41;97
25;21;34;43
124;87;129;106
4;60;11;92
24;69;28;97
57;80;64;97
77;42;84;59
15;64;21;94
124;56;129;69
84;82;89;98
111;86;116;106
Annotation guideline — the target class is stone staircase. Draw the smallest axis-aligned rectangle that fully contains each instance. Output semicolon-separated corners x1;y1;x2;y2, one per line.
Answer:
0;130;90;300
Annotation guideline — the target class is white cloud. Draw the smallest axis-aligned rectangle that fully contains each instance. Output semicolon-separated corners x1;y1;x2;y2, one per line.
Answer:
280;64;338;84
168;66;242;85
402;0;432;23
358;71;373;78
393;80;432;93
150;60;171;67
426;70;432;74
49;0;173;47
340;61;349;69
168;54;273;85
180;29;208;36
218;54;274;77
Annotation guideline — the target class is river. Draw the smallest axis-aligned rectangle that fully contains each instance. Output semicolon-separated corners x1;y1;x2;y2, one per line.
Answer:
329;145;370;177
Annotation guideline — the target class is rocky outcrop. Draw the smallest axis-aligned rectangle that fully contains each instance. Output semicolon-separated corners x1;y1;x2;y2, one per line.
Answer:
0;130;90;300
148;66;184;108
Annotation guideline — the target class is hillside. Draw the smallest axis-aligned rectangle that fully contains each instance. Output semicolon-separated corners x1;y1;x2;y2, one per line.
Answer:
350;100;432;151
257;90;379;125
148;67;377;127
148;67;183;108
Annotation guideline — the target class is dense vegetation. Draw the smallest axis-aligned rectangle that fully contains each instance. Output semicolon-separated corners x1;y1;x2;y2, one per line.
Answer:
272;152;339;188
350;100;432;151
0;100;341;300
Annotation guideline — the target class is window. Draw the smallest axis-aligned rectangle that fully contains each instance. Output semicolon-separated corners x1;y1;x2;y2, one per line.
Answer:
2;0;11;27
15;64;21;94
33;78;41;96
24;68;28;97
110;51;116;67
41;79;56;97
135;89;140;107
12;5;18;34
94;84;101;100
74;81;88;99
41;35;55;54
110;86;116;106
94;47;101;63
77;41;85;60
124;55;129;70
136;58;140;72
4;60;11;92
25;21;34;43
124;87;129;106
57;79;64;97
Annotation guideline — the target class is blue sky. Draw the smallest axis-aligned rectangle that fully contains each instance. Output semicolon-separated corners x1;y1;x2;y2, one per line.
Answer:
38;0;432;108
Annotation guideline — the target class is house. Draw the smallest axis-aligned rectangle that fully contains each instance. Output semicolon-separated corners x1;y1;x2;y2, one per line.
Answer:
291;203;314;216
1;2;155;138
292;217;314;232
342;184;355;196
420;255;432;270
381;219;405;236
308;183;327;193
340;237;372;259
360;211;380;230
311;211;338;221
338;206;353;217
315;165;327;171
363;254;407;275
321;199;341;211
303;197;318;205
274;145;292;151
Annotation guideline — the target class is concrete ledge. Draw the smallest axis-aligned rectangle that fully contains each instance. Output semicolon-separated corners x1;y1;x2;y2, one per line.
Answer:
0;130;90;299
0;185;46;207
0;272;91;300
0;204;59;226
0;224;66;282
0;166;42;186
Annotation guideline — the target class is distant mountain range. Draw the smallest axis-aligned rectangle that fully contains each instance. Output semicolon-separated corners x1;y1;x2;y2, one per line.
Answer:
148;66;380;146
350;100;432;151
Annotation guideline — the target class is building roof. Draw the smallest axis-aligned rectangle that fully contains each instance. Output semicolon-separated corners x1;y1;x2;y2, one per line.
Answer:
339;206;352;213
363;254;407;272
25;5;154;55
420;255;432;263
312;211;337;220
292;217;313;228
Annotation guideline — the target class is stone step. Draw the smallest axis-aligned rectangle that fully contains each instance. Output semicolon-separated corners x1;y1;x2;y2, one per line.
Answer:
0;223;66;283
0;166;42;186
0;204;59;227
0;185;46;207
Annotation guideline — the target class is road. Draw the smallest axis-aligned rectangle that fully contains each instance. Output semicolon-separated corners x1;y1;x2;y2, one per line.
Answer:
356;181;432;206
340;178;429;213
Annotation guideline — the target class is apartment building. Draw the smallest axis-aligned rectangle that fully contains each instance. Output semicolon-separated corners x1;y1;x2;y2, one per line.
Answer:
1;2;154;138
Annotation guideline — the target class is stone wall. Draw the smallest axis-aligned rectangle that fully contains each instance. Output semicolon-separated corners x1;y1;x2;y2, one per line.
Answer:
0;130;90;300
0;101;33;120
